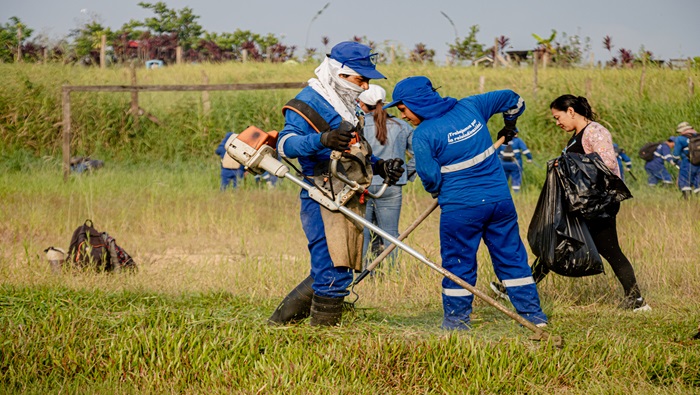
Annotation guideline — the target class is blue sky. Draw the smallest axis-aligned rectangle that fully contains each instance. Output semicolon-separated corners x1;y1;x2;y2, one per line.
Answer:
3;0;699;63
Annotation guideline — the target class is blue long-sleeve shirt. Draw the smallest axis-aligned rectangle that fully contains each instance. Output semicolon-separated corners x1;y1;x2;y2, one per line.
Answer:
363;113;415;186
645;142;675;170
673;134;696;162
613;143;632;172
412;90;525;211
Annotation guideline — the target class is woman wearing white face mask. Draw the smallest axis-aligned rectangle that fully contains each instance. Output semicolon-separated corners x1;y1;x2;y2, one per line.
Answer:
269;42;405;327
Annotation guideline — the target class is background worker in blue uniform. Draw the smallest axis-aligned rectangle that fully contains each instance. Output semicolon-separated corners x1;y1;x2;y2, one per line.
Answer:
384;76;547;331
268;42;404;327
644;137;676;187
613;143;633;182
673;121;700;199
216;131;245;190
496;130;532;193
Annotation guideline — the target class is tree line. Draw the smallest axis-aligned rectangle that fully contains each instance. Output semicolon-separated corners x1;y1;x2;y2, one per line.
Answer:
0;2;693;68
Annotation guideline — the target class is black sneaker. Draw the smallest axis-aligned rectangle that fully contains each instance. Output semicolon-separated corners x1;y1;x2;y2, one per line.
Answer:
620;296;652;312
489;281;510;302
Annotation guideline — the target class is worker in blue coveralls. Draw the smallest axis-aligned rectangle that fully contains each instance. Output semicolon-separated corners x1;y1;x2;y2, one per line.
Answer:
613;143;633;182
267;42;405;327
384;76;548;331
496;130;532;193
673;121;700;199
644;137;676;187
216;131;246;190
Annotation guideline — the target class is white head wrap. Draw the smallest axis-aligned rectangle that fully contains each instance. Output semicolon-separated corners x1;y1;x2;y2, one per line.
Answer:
307;57;363;125
359;84;386;106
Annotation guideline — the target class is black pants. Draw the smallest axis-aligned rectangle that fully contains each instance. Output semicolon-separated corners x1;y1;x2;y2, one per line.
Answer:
533;203;641;299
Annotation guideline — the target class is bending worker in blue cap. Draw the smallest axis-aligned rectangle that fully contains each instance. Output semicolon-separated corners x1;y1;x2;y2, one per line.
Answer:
384;76;548;330
268;42;405;327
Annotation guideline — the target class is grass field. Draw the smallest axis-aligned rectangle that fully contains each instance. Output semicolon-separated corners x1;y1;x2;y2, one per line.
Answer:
1;161;699;394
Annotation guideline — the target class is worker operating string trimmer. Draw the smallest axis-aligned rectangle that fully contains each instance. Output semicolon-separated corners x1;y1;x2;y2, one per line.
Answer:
224;43;560;344
225;123;558;343
224;108;560;345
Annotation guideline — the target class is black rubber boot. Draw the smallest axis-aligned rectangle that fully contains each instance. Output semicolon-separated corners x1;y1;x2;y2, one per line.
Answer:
268;275;314;326
309;294;344;327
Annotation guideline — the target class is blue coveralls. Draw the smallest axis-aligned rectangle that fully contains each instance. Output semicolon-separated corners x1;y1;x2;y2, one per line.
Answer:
216;132;245;190
673;134;700;193
613;144;632;182
277;87;376;298
411;89;547;330
496;137;532;192
644;142;674;186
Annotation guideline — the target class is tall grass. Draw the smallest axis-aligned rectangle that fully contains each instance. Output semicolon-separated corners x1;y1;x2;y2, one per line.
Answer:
1;165;699;393
1;63;698;163
1;63;699;393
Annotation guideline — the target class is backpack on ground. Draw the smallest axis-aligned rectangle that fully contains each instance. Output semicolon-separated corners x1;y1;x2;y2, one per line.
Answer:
65;219;137;272
638;141;662;162
688;134;700;166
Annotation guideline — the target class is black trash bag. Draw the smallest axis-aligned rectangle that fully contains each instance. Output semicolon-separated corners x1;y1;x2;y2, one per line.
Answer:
556;152;632;220
527;159;604;277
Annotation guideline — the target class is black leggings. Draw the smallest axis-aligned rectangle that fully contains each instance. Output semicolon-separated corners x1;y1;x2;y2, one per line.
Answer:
533;204;641;299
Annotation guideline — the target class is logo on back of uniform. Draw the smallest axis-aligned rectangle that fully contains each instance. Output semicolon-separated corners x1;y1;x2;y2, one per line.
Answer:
447;120;482;144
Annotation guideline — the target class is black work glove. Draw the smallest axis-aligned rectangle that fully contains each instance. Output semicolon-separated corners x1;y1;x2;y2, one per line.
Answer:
374;158;405;186
497;118;517;144
320;121;355;151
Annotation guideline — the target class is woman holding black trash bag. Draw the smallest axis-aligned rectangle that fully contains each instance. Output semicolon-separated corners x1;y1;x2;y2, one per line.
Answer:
491;94;651;312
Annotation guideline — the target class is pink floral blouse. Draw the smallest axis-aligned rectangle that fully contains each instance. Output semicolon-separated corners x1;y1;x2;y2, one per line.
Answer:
581;122;620;177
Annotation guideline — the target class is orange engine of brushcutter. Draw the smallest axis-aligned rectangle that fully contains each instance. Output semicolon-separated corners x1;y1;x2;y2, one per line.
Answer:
237;126;279;150
348;132;360;148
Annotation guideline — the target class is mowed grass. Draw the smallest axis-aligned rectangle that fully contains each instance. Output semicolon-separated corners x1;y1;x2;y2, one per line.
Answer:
1;163;699;394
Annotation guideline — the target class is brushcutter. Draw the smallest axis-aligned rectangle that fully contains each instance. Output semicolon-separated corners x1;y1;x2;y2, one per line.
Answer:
225;128;561;345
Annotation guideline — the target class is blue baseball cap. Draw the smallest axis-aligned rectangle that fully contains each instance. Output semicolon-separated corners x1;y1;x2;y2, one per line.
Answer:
329;41;385;80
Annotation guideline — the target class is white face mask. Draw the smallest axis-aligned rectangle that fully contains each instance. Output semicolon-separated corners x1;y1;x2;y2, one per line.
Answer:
310;57;365;123
337;76;365;94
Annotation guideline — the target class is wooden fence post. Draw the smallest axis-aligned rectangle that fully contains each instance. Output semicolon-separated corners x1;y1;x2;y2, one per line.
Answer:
202;71;211;115
242;49;248;63
639;61;647;97
585;77;592;98
130;64;139;129
479;76;485;93
689;77;695;98
176;46;182;65
493;37;499;68
62;87;72;181
16;25;22;62
100;34;106;69
533;52;539;100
